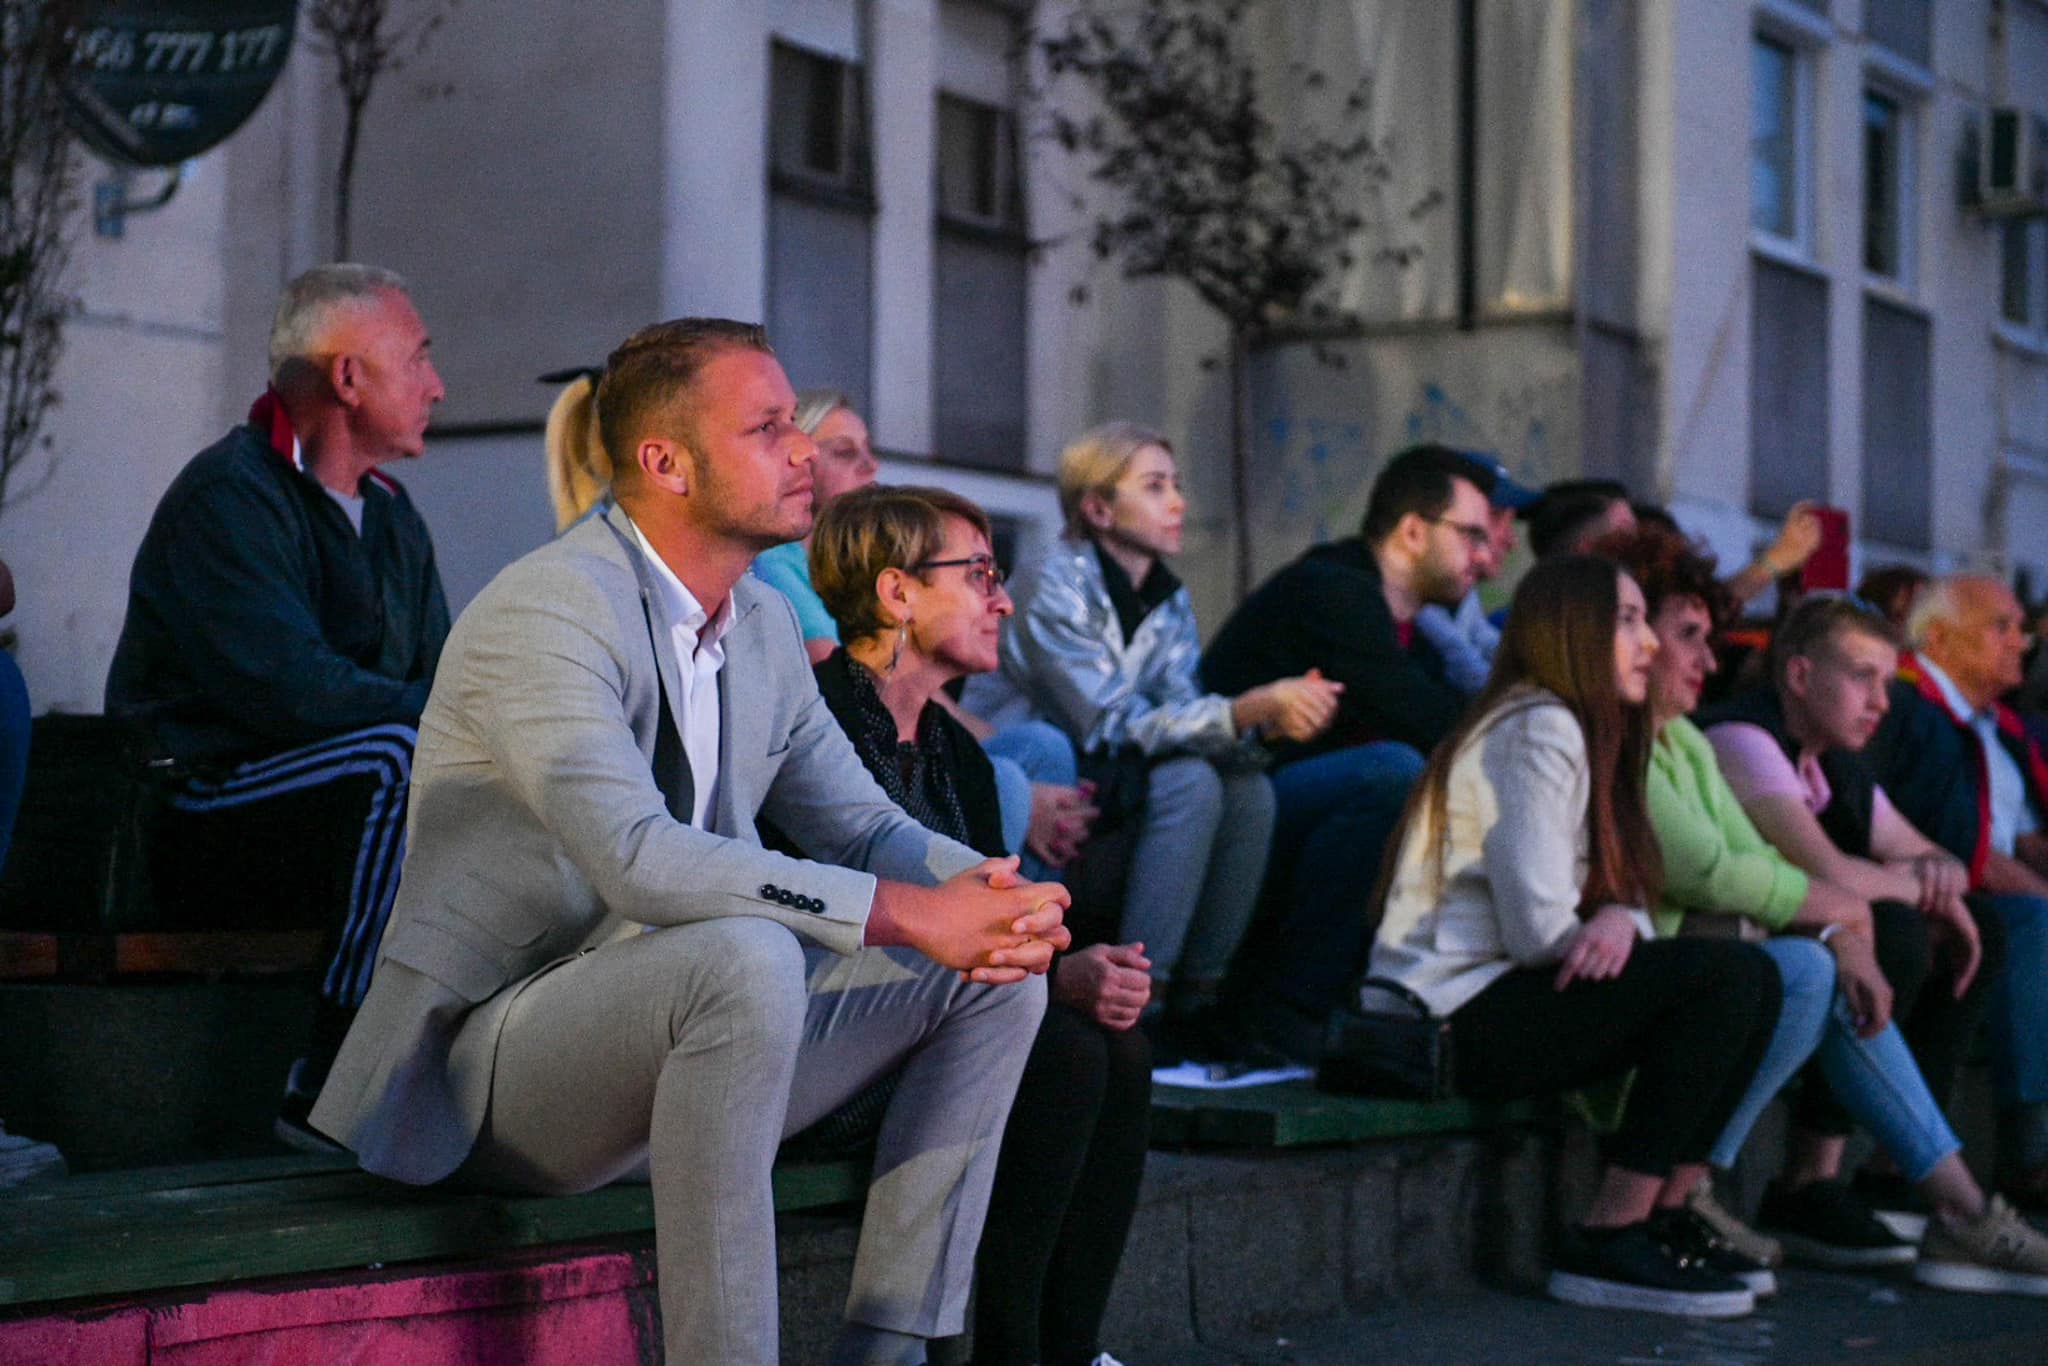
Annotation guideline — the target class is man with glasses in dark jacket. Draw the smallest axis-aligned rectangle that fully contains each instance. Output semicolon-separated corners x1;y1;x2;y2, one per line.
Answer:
1203;444;1499;1052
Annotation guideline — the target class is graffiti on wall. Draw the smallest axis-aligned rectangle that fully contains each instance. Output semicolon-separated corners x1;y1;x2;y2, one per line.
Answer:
1404;374;1577;484
1262;369;1577;548
1267;413;1372;544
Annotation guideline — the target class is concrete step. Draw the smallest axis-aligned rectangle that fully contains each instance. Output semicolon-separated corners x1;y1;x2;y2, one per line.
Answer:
777;1126;1563;1363
0;1123;1565;1363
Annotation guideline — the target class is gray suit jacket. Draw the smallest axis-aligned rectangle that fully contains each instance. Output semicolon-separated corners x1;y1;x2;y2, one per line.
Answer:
310;503;985;1182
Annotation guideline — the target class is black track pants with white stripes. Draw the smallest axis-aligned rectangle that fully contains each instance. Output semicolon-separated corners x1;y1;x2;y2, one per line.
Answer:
153;723;415;1015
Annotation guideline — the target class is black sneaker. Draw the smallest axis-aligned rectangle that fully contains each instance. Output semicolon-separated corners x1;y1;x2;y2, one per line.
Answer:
1651;1206;1779;1298
1759;1179;1917;1269
1547;1221;1756;1318
1141;1010;1187;1069
1177;1003;1297;1072
1852;1168;1932;1241
273;1060;347;1156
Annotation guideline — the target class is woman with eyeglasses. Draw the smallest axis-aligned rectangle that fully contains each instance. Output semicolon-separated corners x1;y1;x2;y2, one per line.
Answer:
806;483;1150;1366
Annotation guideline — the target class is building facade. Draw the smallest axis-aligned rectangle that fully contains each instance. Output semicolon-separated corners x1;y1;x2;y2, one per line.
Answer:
6;0;2045;717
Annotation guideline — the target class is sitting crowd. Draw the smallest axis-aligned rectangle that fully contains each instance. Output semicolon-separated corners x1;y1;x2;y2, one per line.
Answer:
76;262;2048;1360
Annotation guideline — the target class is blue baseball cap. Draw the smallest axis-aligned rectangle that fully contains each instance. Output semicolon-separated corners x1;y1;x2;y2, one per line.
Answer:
1453;450;1542;511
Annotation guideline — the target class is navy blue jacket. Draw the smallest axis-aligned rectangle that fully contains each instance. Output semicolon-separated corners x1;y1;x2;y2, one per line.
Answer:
1863;651;2048;887
106;423;449;766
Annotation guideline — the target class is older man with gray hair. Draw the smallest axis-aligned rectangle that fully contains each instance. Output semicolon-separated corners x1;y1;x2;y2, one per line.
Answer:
107;263;450;1149
1865;573;2048;1208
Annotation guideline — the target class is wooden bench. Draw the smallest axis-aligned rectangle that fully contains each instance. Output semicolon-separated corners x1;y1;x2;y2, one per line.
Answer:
0;1082;1550;1310
0;929;324;982
1149;1079;1543;1148
0;1151;869;1310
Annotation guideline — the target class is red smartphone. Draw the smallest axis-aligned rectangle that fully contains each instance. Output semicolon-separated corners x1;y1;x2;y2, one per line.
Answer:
1801;506;1850;593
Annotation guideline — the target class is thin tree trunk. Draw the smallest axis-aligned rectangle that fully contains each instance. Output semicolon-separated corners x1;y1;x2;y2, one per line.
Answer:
1228;328;1254;601
334;96;365;258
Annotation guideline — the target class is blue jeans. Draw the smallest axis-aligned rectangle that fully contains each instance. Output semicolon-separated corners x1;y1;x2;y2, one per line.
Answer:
1711;936;1962;1181
1710;938;1834;1168
0;651;26;871
1257;742;1425;1016
1978;892;2048;1168
984;720;1079;882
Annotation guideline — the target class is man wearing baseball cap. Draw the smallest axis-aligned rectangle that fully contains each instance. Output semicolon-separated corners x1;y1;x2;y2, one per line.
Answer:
1414;450;1541;694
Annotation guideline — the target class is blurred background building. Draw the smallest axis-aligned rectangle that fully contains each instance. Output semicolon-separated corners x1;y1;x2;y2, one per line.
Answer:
7;0;2045;715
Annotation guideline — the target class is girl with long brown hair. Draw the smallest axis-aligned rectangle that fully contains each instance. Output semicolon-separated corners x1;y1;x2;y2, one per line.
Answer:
1367;555;1784;1318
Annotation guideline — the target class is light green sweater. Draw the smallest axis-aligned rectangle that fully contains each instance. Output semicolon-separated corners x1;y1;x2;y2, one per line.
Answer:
1646;715;1809;938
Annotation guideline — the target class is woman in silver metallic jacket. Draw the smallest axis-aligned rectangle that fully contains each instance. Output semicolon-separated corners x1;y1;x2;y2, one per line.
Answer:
970;422;1342;1069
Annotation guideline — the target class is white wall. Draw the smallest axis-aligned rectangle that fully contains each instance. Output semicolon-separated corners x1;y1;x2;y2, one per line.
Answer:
6;152;234;714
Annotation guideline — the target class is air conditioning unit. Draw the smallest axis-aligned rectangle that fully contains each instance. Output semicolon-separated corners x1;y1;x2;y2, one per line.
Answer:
1978;107;2048;218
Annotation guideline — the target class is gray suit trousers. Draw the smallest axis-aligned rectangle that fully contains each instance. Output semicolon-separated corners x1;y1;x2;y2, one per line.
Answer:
457;917;1045;1364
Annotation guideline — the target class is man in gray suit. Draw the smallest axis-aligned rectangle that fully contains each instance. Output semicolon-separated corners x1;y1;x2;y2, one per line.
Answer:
310;319;1069;1364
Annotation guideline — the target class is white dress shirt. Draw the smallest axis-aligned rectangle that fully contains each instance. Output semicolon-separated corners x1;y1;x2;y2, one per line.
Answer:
628;517;734;830
1919;654;2041;856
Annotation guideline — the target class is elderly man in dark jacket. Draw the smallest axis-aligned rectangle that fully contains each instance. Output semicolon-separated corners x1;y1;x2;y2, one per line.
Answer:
107;264;449;1145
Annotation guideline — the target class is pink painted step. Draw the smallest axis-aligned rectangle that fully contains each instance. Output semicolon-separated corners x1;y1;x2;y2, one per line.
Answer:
0;1241;659;1364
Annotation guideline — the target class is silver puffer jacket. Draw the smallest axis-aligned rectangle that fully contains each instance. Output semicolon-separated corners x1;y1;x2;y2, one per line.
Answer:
973;536;1249;760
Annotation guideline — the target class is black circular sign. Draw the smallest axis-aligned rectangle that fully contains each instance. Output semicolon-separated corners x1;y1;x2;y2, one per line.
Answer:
63;1;297;168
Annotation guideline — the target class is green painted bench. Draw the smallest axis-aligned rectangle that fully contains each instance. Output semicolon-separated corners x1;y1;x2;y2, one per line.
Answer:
0;1151;868;1309
1149;1079;1544;1147
0;1084;1547;1312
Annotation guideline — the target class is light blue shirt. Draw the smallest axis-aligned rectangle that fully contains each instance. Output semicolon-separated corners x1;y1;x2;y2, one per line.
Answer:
751;541;839;644
1414;588;1500;696
1919;655;2041;856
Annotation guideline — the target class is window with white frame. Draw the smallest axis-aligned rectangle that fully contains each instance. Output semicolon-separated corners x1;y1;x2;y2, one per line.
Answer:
1862;87;1916;284
767;39;876;413
1752;32;1811;248
2003;220;2048;342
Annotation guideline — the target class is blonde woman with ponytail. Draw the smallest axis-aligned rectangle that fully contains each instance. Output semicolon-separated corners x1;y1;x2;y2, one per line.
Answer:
540;367;610;532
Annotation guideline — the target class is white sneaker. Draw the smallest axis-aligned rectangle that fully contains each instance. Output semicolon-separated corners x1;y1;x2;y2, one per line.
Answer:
0;1119;66;1187
1914;1196;2048;1296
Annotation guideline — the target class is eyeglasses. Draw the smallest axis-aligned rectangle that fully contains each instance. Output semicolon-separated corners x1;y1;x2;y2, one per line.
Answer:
1428;517;1492;550
912;554;1008;598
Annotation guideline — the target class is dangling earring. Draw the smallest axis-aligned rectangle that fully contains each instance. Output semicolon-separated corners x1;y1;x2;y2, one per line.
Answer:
887;618;909;674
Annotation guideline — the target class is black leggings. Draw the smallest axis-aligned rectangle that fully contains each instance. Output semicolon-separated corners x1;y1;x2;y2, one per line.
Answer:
1795;898;2006;1136
970;1002;1152;1366
1450;938;1783;1177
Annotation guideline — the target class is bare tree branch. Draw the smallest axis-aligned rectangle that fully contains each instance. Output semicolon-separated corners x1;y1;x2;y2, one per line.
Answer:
0;0;82;520
303;0;455;258
1030;0;1435;596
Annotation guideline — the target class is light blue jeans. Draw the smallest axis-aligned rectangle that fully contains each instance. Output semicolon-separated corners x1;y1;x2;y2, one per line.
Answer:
1710;936;1962;1181
984;720;1078;881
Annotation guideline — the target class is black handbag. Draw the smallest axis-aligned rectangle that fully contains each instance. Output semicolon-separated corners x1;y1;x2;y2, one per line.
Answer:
1315;976;1457;1101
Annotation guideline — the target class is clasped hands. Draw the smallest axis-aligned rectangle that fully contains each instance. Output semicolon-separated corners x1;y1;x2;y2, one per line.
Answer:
867;855;1071;986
